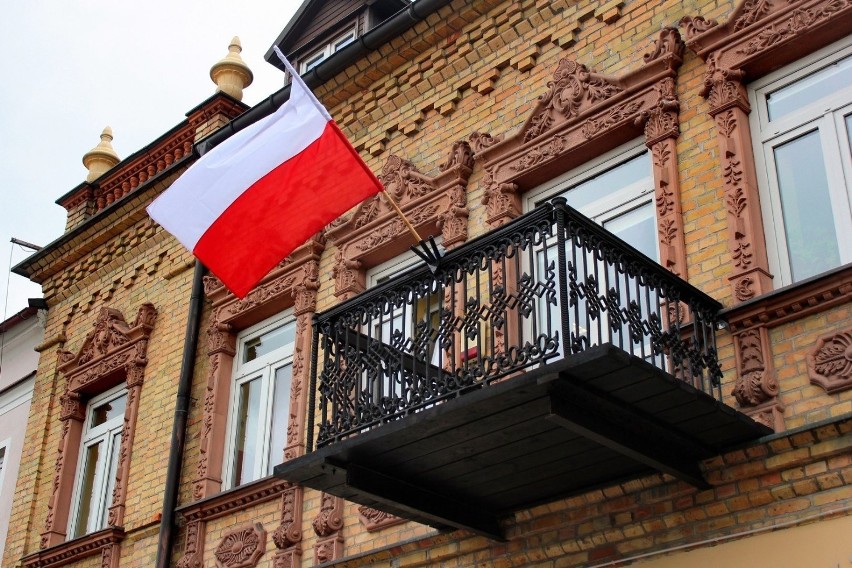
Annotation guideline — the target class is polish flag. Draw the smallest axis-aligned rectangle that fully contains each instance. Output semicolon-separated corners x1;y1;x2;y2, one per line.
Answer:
147;52;383;298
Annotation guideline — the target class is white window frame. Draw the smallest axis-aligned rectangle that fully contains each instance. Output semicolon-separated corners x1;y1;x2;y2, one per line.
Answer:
67;385;126;539
299;26;358;74
748;36;852;286
222;311;296;490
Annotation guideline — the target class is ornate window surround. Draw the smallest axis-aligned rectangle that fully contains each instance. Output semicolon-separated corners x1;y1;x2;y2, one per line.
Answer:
177;236;325;568
680;0;852;430
327;141;474;300
472;27;689;280
25;304;157;568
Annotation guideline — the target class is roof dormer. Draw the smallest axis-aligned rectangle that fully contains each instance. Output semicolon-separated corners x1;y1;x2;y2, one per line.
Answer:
265;0;410;74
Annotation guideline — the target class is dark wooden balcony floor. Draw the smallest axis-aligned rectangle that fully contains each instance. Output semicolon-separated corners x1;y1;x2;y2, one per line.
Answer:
274;344;771;540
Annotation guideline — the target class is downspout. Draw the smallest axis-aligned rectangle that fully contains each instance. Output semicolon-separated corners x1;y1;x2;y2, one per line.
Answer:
156;260;205;568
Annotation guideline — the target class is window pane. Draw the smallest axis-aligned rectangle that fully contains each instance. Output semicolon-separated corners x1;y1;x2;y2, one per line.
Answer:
243;321;296;363
267;364;292;476
333;33;356;52
232;378;262;486
603;203;657;261
767;55;852;121
91;393;127;427
72;442;101;538
773;130;840;281
100;431;122;527
559;154;650;210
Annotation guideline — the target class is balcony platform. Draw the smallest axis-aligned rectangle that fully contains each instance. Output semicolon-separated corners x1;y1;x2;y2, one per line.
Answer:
274;344;771;540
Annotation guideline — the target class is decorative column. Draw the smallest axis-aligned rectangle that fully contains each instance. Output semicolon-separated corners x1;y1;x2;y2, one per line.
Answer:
701;53;773;302
697;47;782;429
272;262;319;567
194;311;236;500
41;390;85;547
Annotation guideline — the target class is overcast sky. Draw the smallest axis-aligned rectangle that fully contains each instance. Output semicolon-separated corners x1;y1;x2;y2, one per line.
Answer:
0;1;302;320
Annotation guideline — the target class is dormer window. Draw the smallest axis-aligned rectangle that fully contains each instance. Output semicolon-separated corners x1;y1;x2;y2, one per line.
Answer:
299;27;357;73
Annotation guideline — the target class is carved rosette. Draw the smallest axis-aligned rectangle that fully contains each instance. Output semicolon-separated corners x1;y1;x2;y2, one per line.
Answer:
214;524;266;568
42;304;156;548
808;328;852;394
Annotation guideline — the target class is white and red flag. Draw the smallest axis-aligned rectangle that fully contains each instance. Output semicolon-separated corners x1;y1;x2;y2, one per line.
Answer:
148;51;383;298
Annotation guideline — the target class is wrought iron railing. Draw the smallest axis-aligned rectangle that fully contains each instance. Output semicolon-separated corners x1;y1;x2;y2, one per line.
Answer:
308;198;724;448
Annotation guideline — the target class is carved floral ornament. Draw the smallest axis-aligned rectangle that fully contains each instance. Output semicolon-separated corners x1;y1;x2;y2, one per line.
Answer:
808;328;852;394
214;524;266;568
58;304;157;394
328;143;474;297
472;28;685;208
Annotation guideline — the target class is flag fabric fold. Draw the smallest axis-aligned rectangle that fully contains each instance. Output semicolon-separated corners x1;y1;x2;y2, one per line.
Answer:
147;54;383;298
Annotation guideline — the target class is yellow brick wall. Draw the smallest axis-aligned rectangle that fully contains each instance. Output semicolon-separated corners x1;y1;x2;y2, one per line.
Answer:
4;0;851;566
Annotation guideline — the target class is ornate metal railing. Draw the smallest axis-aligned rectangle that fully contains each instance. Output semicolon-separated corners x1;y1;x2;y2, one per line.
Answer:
308;198;724;448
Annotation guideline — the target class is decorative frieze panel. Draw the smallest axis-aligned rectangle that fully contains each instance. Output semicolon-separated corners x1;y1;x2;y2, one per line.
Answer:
473;28;690;278
328;142;474;298
358;506;406;532
808;328;852;394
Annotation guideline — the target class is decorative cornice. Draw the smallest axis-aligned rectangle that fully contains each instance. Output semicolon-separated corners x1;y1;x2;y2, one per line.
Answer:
22;528;125;568
204;234;325;325
177;478;292;523
724;265;852;333
680;0;852;78
58;94;247;218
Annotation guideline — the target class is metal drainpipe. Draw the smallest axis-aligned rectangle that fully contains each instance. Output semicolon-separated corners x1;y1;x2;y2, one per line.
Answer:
156;260;205;568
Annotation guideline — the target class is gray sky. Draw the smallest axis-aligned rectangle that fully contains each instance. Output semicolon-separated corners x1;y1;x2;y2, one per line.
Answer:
0;1;301;319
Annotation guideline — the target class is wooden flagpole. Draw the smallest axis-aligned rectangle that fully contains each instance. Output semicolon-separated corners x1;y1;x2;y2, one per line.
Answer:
381;189;423;244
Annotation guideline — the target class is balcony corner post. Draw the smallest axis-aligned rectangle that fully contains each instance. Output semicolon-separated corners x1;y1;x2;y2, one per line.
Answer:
552;198;572;357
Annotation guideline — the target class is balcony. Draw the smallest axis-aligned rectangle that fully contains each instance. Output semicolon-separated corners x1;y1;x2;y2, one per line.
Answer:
274;198;771;540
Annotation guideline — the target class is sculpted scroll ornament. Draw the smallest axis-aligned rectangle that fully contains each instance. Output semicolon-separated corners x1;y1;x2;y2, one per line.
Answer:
736;0;852;55
524;59;622;142
808;328;852;394
312;493;344;537
732;329;779;406
481;171;521;227
379;155;433;202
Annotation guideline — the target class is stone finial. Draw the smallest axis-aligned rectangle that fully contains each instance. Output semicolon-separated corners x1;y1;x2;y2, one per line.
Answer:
210;36;253;101
82;126;120;182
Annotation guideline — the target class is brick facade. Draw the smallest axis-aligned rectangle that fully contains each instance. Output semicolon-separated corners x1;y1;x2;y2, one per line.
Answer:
4;0;851;566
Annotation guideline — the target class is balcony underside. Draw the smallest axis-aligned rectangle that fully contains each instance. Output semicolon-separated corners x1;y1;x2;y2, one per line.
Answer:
275;345;771;540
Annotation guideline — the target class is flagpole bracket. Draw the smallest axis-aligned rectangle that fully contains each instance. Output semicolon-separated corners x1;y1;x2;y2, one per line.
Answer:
411;236;442;275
